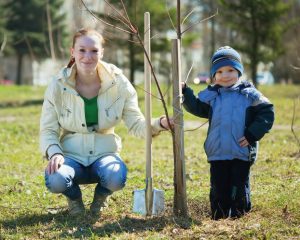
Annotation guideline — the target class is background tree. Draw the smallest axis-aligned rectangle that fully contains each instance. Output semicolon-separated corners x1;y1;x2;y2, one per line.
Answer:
3;0;67;85
0;1;7;56
218;0;291;86
45;0;69;60
272;0;300;84
0;1;8;79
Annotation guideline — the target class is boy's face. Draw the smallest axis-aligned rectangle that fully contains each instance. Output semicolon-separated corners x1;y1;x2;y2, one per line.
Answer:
214;66;239;87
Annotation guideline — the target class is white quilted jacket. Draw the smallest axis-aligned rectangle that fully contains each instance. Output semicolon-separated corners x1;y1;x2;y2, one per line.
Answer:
40;61;164;166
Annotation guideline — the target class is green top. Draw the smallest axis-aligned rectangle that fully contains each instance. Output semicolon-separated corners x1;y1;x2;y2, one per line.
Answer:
81;95;98;127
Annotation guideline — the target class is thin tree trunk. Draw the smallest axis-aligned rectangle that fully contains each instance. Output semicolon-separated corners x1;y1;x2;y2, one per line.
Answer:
250;6;258;87
128;0;135;85
172;0;188;217
250;37;258;87
172;39;188;217
16;53;23;85
46;1;56;61
251;59;258;87
129;34;135;85
210;0;215;57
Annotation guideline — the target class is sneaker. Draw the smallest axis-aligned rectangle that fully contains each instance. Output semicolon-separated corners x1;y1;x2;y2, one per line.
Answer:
67;197;85;216
90;194;109;215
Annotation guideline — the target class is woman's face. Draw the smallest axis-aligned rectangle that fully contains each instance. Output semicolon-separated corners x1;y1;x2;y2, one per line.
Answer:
214;66;239;87
71;34;103;74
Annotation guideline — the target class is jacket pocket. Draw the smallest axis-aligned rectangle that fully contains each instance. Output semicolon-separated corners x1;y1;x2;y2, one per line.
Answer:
204;128;220;157
105;96;121;118
102;96;124;128
58;105;72;127
231;127;249;159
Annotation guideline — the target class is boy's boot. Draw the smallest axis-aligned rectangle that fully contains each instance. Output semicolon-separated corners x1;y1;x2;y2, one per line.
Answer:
90;193;109;216
67;197;85;216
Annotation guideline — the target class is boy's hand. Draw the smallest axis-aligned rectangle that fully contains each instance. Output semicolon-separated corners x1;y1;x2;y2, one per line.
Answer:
239;136;249;147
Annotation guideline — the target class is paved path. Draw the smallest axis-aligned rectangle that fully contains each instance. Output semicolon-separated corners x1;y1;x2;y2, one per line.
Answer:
0;116;297;131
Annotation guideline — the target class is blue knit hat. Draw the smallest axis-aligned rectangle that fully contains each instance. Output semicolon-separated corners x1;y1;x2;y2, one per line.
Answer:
210;46;244;77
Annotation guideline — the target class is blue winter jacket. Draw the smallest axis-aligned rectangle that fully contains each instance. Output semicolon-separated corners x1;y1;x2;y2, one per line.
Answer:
182;81;274;163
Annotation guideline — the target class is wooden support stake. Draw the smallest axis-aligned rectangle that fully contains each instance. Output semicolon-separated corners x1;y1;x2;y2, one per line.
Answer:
172;39;188;217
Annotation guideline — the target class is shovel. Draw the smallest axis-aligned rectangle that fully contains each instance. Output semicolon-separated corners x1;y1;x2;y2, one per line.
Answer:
132;12;164;216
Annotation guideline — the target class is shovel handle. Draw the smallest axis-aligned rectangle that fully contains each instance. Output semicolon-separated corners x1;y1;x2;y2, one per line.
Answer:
144;12;152;180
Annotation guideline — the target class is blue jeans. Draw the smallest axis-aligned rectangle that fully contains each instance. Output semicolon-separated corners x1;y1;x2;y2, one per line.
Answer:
45;154;127;200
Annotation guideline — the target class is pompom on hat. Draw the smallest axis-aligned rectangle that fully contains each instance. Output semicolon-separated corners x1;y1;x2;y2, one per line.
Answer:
210;46;244;77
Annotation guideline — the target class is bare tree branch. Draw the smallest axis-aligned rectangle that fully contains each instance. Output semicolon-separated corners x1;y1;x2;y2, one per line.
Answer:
150;33;162;40
184;61;194;84
163;82;172;99
120;0;132;27
184;120;208;132
24;34;36;61
80;0;133;34
12;36;26;45
134;84;162;101
181;8;196;26
103;0;130;26
0;32;7;56
165;0;177;34
106;13;134;32
177;0;181;39
135;32;173;131
103;0;134;31
181;9;218;35
291;64;300;70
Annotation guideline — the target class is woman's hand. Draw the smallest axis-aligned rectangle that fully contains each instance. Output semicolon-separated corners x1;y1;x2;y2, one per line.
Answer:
160;116;174;130
239;136;249;147
46;154;65;174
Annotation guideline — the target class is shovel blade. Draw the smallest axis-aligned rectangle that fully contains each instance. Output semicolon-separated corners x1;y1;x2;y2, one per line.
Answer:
133;189;146;215
152;189;164;215
132;189;164;216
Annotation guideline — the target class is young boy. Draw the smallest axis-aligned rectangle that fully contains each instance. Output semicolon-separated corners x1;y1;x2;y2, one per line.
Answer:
182;46;274;220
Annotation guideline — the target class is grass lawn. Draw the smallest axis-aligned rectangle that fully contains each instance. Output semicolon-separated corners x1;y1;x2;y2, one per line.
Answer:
0;83;299;239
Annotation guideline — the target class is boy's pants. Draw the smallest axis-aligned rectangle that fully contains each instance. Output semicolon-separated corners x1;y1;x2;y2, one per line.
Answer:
45;154;127;200
209;159;251;220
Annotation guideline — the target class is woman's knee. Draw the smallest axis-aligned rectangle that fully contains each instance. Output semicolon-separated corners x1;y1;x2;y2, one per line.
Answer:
45;171;70;193
106;174;127;192
100;160;127;192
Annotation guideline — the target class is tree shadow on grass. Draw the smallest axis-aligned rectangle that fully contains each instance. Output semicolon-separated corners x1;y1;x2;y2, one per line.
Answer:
79;215;171;238
1;211;188;238
0;99;43;108
1;210;71;230
1;199;210;238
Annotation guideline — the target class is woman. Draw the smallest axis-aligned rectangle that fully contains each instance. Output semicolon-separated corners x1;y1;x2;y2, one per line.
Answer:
40;28;169;216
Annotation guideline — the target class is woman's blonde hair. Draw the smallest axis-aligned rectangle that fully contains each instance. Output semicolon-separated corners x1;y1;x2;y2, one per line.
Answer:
67;28;105;68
